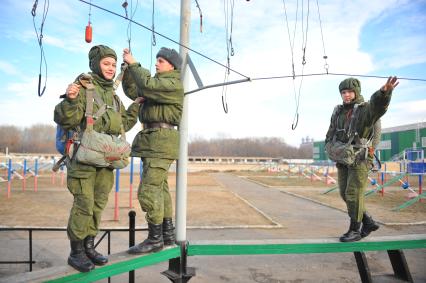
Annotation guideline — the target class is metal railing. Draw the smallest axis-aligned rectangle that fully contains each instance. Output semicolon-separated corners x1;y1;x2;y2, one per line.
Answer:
0;211;143;282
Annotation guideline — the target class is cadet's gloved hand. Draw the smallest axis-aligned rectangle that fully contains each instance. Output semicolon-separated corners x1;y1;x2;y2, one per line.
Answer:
134;97;145;104
66;83;80;100
381;76;399;92
123;48;137;65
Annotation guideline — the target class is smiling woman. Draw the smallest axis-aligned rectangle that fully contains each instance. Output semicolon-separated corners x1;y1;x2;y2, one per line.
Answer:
53;44;142;273
99;57;117;81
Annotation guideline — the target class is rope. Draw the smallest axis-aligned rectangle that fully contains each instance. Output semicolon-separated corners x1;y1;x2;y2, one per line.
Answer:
77;0;250;80
150;0;156;72
124;0;138;52
315;0;329;73
283;0;307;130
222;0;236;113
194;0;203;33
31;0;49;97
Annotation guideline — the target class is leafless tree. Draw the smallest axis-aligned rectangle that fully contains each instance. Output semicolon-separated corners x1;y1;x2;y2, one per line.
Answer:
0;124;56;154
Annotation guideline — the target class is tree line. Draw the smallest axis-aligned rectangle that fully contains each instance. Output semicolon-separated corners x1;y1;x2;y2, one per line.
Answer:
0;125;313;158
0;124;57;154
189;137;312;159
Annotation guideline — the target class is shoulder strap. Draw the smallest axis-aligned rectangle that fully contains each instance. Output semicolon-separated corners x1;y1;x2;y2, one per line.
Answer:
347;103;360;136
79;73;126;138
113;63;128;90
329;105;342;143
79;74;110;127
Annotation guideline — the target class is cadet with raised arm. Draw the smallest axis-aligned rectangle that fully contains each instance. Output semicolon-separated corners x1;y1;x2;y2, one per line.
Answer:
325;76;399;242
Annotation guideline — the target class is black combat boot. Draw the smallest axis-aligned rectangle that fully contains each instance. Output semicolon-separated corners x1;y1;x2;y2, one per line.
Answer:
84;236;108;265
339;221;362;242
128;222;164;254
68;240;95;272
361;212;379;238
162;218;176;246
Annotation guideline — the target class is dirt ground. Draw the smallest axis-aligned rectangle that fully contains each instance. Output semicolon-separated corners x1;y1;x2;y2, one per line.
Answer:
0;171;273;228
240;172;426;224
1;166;425;282
0;167;424;227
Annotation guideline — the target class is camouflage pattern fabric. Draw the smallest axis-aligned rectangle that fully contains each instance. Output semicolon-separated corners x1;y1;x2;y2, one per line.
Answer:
337;162;369;222
326;77;393;222
122;64;183;160
67;168;114;241
138;158;174;224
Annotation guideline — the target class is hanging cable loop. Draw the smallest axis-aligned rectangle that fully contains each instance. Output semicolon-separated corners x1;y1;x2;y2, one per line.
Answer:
195;0;203;33
151;0;156;46
31;0;49;97
31;0;38;16
316;0;329;74
77;0;250;79
122;1;128;18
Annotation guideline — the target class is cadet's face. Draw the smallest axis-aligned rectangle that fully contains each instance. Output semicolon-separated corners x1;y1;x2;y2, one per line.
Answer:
100;57;117;80
155;57;174;74
341;90;355;104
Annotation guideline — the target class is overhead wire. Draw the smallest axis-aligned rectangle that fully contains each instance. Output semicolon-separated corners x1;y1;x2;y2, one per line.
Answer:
77;0;250;80
63;0;426;104
251;73;426;82
75;0;426;86
31;0;49;97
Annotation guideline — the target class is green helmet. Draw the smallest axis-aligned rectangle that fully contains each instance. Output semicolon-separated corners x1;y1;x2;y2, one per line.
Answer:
338;77;364;104
88;45;117;79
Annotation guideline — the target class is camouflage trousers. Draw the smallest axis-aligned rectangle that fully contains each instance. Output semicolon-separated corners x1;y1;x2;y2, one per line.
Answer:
337;161;369;222
67;167;114;241
138;157;174;224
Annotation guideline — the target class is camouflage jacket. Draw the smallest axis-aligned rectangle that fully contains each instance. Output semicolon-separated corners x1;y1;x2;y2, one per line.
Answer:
326;88;392;144
123;63;184;159
54;73;139;177
325;88;392;163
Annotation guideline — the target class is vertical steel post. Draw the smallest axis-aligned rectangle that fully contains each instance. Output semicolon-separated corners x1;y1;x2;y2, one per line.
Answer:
29;229;33;272
129;211;136;283
162;0;195;281
176;0;191;245
129;157;134;208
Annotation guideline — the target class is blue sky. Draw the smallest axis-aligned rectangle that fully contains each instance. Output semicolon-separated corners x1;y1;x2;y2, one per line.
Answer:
0;0;425;147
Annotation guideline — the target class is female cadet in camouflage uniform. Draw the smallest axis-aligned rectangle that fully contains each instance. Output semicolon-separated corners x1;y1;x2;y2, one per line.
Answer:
122;47;183;254
54;45;140;272
325;76;399;242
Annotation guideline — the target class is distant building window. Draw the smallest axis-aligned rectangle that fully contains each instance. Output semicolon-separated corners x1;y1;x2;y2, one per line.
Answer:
377;140;391;150
313;154;320;159
313;147;320;154
422;137;426;147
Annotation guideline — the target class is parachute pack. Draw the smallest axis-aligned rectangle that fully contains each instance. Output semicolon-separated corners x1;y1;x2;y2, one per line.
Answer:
53;73;130;171
325;102;381;167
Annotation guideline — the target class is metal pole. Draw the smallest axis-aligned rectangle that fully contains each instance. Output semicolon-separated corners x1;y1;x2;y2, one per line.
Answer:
176;0;191;244
128;211;136;283
29;229;33;272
